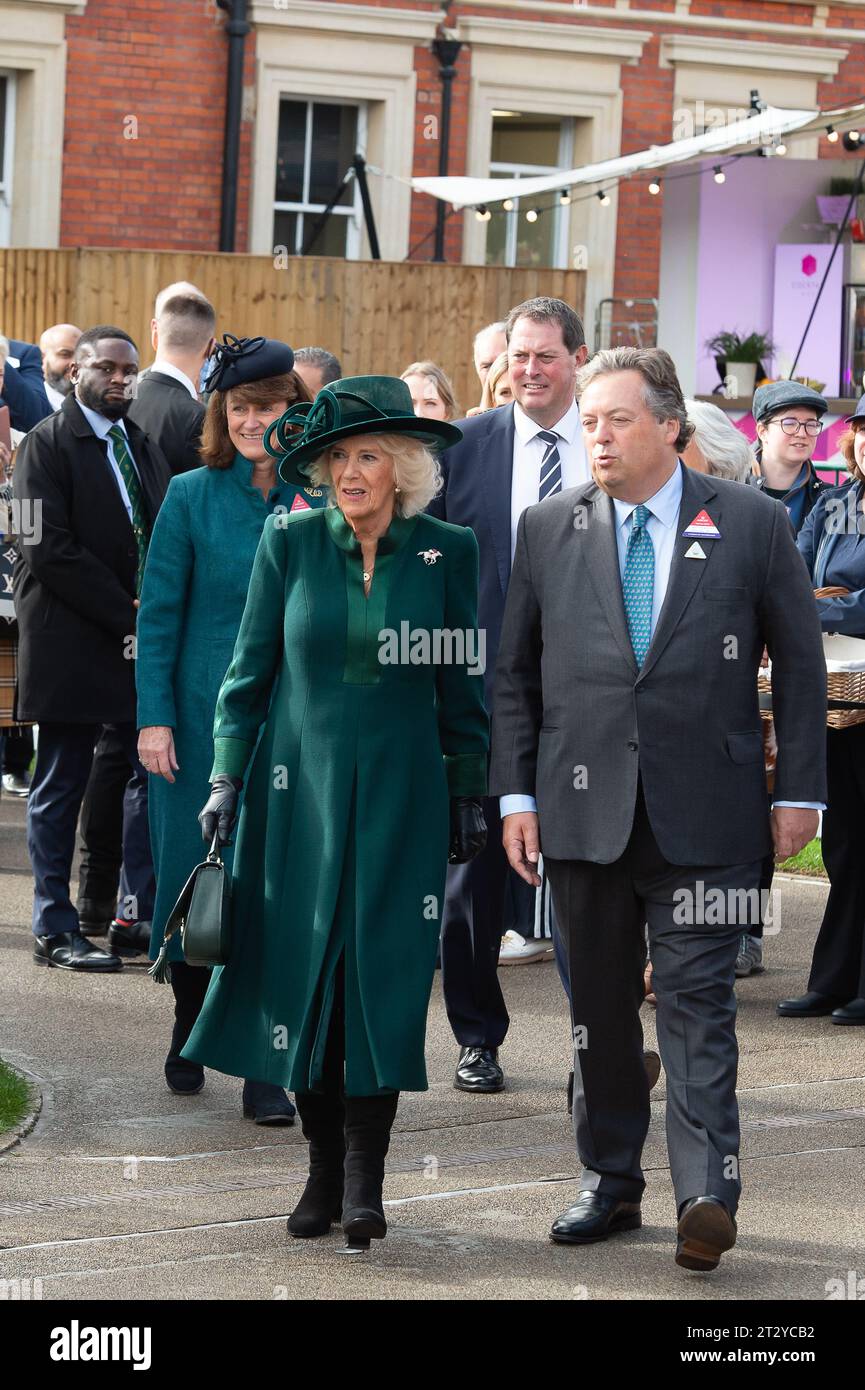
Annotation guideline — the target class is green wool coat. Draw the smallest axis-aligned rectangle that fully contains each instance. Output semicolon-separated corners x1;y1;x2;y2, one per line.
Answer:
136;454;326;963
182;506;489;1094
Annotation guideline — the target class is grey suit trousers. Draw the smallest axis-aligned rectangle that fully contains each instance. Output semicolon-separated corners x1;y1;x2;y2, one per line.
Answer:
545;787;761;1215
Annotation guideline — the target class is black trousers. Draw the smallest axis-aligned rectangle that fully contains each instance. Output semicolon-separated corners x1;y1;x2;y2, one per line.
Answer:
545;788;760;1214
77;727;133;905
440;795;510;1048
3;725;34;776
809;725;865;1000
27;721;154;936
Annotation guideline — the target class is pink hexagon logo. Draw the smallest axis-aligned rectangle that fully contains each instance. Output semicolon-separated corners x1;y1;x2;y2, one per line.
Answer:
802;254;818;277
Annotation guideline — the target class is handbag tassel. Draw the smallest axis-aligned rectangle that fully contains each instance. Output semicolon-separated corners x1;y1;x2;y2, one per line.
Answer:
148;945;172;985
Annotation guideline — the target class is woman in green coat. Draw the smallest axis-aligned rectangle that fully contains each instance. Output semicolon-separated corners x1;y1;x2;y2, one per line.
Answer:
136;337;324;1121
190;376;489;1248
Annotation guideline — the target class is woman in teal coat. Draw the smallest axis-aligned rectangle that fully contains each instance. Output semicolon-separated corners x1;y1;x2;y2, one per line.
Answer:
136;337;324;1120
190;377;489;1247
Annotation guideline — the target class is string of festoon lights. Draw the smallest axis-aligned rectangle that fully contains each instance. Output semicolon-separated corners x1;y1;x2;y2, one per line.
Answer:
403;121;861;259
470;126;864;226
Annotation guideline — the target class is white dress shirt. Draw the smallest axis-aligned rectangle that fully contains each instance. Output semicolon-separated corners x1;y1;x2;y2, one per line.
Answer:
500;461;819;815
76;398;140;523
143;358;199;401
510;399;589;560
44;382;67;412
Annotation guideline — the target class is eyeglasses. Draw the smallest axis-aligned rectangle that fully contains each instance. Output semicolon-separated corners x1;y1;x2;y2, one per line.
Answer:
771;417;822;437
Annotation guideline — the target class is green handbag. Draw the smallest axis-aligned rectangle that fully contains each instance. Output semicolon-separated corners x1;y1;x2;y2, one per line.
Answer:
149;832;232;982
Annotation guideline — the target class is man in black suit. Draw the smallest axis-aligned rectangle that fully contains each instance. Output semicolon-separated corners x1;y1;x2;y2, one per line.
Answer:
491;347;826;1268
429;297;589;1091
71;290;215;937
13;326;171;972
128;282;215;475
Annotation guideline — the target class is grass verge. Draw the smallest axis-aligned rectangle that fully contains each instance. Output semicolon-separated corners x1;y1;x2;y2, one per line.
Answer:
0;1059;33;1135
777;838;826;878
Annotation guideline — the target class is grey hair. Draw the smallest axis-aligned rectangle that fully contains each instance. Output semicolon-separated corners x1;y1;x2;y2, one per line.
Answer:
473;321;506;352
576;347;694;453
0;333;9;365
684;399;754;483
294;347;342;385
309;433;442;518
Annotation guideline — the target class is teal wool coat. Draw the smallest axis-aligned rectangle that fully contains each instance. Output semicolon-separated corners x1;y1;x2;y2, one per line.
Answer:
182;506;489;1094
136;455;326;961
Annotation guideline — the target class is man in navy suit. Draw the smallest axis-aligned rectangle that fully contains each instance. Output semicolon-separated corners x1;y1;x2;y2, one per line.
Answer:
429;297;589;1090
0;338;52;432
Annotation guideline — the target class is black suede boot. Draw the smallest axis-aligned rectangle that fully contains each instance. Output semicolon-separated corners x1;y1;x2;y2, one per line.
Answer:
287;1090;347;1238
165;962;210;1095
342;1091;399;1244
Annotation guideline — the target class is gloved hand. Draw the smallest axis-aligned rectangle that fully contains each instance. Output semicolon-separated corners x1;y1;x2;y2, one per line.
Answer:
198;775;243;846
448;797;487;864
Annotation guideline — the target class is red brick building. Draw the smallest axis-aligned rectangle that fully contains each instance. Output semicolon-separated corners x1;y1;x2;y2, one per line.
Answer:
2;0;864;381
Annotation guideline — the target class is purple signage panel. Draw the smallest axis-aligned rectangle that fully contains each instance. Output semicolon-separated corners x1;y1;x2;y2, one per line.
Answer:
772;244;843;397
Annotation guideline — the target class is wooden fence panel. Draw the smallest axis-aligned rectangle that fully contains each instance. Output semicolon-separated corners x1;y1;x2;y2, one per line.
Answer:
0;249;584;412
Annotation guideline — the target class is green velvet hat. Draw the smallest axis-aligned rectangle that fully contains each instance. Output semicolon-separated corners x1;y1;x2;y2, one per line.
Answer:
266;375;463;482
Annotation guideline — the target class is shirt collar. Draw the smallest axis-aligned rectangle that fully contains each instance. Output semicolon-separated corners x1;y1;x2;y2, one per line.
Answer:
612;461;684;531
44;382;67;411
75;396;129;441
513;398;582;446
147;359;199;400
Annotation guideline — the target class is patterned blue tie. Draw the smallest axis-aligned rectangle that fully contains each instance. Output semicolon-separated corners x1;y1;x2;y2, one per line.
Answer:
622;503;654;667
537;430;562;501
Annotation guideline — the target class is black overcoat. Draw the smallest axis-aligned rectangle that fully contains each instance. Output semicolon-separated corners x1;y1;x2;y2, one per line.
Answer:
12;394;170;722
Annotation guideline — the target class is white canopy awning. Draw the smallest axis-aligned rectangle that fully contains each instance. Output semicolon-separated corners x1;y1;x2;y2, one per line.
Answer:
411;101;865;209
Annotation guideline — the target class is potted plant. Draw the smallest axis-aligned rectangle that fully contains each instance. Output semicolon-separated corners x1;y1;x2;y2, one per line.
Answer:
705;330;775;398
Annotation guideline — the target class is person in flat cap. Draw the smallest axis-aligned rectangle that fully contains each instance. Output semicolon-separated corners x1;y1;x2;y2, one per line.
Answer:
749;381;828;536
137;335;320;1122
779;392;865;1028
186;376;490;1249
745;381;828;983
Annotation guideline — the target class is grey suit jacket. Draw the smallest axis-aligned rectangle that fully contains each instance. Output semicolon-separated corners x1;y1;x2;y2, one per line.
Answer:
489;463;827;867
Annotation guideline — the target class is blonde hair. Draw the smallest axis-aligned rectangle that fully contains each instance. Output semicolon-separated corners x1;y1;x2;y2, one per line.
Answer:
310;432;442;517
479;352;511;412
400;361;459;422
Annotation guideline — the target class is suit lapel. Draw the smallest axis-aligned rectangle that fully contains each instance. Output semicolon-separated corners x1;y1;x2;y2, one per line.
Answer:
480;404;515;596
640;465;721;679
582;482;639;675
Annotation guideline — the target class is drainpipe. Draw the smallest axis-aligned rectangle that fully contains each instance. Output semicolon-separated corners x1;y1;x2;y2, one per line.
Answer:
216;0;250;252
431;35;462;263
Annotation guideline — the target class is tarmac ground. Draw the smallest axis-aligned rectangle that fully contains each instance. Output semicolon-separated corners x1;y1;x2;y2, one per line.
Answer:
1;791;864;1304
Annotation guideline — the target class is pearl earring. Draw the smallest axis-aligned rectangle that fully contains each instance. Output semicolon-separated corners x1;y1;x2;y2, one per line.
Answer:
394;486;402;494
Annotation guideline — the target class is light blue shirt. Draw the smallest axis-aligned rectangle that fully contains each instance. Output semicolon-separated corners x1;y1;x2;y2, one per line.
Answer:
76;397;139;523
501;462;820;816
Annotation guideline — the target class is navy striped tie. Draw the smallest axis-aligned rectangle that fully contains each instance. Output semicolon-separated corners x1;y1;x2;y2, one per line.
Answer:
537;430;562;501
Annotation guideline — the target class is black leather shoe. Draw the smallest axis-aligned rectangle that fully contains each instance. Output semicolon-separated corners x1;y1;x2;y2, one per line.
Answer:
454;1046;504;1093
676;1196;737;1271
76;897;116;937
777;990;846;1018
33;931;122;972
567;1051;660;1113
550;1191;642;1245
831;997;865;1025
242;1080;296;1125
108;919;152;958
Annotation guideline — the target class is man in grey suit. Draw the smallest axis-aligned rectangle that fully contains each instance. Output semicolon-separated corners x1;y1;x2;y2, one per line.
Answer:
490;347;827;1270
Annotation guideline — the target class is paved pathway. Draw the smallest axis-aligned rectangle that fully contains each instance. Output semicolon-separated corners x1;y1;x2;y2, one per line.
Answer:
1;795;863;1300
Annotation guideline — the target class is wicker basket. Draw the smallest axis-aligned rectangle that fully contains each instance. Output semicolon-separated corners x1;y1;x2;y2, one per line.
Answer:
758;668;865;730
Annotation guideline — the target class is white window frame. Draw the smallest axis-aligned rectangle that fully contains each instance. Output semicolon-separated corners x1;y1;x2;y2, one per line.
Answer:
489;116;575;269
0;70;16;247
273;97;368;259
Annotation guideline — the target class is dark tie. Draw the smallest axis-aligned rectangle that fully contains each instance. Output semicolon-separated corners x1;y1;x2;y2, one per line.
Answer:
108;425;148;596
537;430;562;502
